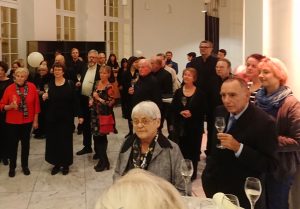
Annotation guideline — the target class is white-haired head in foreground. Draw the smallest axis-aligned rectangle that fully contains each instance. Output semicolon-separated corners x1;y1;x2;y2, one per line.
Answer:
131;101;161;120
95;168;187;209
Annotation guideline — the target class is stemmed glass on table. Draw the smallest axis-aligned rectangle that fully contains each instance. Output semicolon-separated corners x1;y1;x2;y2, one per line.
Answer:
215;117;226;149
180;159;193;196
244;177;262;209
222;194;240;208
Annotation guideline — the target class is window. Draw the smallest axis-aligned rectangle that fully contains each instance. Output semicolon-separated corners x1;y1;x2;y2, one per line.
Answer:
56;0;76;40
1;6;18;66
104;0;120;57
104;0;132;59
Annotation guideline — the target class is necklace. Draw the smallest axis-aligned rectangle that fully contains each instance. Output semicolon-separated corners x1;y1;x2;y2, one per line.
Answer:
132;133;158;169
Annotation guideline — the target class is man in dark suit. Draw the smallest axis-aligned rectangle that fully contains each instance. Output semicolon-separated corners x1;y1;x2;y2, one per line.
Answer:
76;49;100;155
202;78;278;209
129;59;162;111
187;40;218;157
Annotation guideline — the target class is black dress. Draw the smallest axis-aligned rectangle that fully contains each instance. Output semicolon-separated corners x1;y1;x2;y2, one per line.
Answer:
45;80;80;166
0;78;14;161
171;87;206;177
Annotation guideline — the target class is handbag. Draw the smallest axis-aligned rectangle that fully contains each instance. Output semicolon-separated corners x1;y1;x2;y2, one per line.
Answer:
98;114;115;134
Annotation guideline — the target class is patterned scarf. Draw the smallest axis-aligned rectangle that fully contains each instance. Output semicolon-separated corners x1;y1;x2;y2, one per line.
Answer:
132;134;158;170
255;86;292;118
15;82;29;118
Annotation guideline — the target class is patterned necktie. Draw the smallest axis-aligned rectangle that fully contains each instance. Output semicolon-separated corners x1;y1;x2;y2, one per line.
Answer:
226;116;237;132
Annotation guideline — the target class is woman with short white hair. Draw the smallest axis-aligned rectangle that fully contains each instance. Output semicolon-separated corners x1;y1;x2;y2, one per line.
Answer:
113;101;185;193
97;168;187;209
0;67;40;177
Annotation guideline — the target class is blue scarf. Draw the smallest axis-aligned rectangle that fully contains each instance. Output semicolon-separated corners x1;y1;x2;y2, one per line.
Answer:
255;86;292;118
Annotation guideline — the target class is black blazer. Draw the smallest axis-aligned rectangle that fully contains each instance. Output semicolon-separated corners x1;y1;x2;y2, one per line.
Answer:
202;103;278;209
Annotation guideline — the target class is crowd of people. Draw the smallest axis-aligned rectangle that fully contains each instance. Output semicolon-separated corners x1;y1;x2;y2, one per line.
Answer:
0;41;299;209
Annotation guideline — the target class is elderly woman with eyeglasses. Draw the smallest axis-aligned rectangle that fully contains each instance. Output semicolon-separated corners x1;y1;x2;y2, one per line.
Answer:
113;101;185;193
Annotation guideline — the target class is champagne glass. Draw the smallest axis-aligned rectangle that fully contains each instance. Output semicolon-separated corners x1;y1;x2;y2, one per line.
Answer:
222;194;240;208
180;159;193;196
44;84;49;93
244;177;262;209
77;73;81;81
130;79;135;88
181;96;187;107
215;117;226;149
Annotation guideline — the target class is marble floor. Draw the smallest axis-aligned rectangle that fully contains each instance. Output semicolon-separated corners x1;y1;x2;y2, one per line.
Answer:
0;107;207;209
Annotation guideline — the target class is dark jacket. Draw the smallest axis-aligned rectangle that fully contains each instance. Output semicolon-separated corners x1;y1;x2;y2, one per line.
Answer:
132;74;162;110
202;103;278;209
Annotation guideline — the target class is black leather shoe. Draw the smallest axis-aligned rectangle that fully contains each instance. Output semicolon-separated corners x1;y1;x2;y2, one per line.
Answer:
76;147;92;155
51;166;60;175
94;161;110;172
77;130;83;135
9;169;15;177
22;167;31;175
62;167;69;175
2;158;8;165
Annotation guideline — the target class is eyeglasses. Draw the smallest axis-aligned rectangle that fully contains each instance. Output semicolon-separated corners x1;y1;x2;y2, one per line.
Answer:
199;46;211;49
132;118;156;126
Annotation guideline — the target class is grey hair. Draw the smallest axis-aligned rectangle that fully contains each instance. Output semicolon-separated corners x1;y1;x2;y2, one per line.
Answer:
14;67;29;77
131;101;161;119
88;49;99;56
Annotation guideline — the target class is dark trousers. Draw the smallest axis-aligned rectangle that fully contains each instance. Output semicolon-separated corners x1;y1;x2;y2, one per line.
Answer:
81;95;92;149
7;123;32;169
94;135;108;162
266;173;293;209
127;119;133;134
0;116;8;160
205;110;214;156
35;101;46;136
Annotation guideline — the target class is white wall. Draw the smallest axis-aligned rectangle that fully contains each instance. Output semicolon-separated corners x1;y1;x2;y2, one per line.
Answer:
263;0;300;99
219;0;243;68
133;0;205;77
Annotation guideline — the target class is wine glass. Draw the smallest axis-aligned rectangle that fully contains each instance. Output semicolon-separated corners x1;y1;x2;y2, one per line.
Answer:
180;159;193;196
130;79;136;88
222;194;240;208
77;73;81;81
215;117;226;149
244;177;262;209
181;96;187;107
44;84;49;93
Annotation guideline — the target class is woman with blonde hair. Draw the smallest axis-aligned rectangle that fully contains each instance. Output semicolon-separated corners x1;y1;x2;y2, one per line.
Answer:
256;57;300;209
90;65;115;172
95;168;187;209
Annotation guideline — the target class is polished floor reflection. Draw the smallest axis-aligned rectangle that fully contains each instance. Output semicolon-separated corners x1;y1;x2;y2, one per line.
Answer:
0;107;206;209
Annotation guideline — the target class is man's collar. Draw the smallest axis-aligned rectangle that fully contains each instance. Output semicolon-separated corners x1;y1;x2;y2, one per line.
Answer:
230;103;249;120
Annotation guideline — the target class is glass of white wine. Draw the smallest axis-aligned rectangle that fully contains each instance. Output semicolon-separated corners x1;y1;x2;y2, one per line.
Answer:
77;73;81;81
44;84;49;93
180;159;193;196
181;96;187;107
244;177;262;209
215;117;226;149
